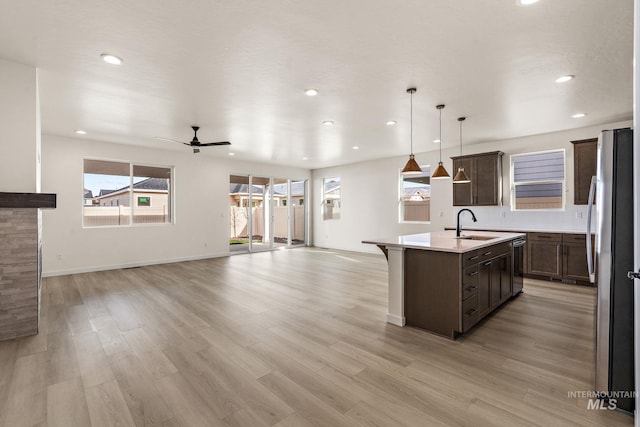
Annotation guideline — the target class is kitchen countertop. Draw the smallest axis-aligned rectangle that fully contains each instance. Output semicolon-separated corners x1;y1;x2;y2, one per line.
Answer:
362;230;525;254
444;225;591;235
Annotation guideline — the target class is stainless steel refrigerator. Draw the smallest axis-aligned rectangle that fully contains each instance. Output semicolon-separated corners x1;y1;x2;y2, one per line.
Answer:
586;127;634;413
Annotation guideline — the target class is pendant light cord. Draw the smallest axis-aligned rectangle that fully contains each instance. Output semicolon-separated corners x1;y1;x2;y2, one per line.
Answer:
439;106;443;162
410;90;413;155
459;119;462;156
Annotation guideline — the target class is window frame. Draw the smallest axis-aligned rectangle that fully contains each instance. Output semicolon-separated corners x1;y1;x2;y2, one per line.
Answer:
82;158;174;228
399;165;431;224
510;149;566;211
322;177;341;220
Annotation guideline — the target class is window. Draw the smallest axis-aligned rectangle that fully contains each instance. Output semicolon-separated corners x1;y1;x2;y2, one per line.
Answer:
83;159;172;227
511;150;565;210
400;165;431;222
322;177;341;220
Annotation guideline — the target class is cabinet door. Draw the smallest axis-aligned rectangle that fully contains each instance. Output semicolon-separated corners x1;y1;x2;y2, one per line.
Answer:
478;260;491;316
474;155;500;205
572;138;597;205
528;240;562;277
453;157;474;206
489;259;501;307
499;254;512;301
562;234;592;282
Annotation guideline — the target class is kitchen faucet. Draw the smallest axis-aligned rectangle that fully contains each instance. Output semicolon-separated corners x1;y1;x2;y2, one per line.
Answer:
456;208;477;237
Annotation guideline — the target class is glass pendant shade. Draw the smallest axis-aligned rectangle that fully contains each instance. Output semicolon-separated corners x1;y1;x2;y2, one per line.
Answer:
401;88;421;175
431;104;450;179
453;116;470;184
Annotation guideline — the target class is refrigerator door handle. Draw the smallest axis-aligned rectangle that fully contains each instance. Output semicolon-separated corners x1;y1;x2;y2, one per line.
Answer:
586;175;596;283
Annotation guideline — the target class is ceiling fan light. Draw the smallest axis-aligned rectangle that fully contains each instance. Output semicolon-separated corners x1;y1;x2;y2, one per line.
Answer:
401;154;422;174
453;167;471;183
432;162;451;179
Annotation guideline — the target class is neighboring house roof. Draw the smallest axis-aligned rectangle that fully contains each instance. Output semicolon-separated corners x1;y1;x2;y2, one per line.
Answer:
131;177;168;191
324;180;340;193
98;189;116;197
96;178;169;200
403;187;431;197
229;184;265;195
84;188;93;198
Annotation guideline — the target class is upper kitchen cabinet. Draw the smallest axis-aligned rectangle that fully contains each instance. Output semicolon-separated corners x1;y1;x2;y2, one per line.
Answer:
571;138;597;205
451;151;504;206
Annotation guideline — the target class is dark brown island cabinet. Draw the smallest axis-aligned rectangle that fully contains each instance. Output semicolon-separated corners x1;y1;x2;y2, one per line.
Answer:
451;151;504;206
404;240;516;339
526;232;594;284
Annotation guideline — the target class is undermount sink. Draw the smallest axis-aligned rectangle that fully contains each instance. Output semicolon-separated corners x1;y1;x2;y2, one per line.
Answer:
455;235;495;241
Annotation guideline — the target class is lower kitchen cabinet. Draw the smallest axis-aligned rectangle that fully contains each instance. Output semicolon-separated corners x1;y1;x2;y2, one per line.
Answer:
526;232;593;284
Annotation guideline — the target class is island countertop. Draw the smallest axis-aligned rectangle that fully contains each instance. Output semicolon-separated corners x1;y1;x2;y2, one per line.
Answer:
362;230;525;253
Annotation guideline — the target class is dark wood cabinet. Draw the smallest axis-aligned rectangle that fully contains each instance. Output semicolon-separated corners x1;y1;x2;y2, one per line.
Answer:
572;138;597;205
526;232;593;284
527;232;562;278
404;240;518;339
562;233;594;282
452;151;503;206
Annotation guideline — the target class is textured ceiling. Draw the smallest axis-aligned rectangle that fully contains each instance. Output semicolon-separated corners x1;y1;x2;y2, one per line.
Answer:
0;0;633;168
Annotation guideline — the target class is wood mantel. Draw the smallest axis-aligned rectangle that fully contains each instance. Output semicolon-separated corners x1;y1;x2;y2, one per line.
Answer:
0;192;56;209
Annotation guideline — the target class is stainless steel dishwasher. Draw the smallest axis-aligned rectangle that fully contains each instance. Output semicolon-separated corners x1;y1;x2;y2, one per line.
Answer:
512;237;526;295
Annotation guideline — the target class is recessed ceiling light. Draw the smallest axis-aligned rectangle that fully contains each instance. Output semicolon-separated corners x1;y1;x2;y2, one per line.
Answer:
518;0;539;5
572;113;587;118
433;139;441;143
302;157;309;160
322;120;334;126
555;75;575;83
386;120;397;126
100;54;123;65
305;89;318;96
75;129;87;135
228;152;235;156
352;146;360;150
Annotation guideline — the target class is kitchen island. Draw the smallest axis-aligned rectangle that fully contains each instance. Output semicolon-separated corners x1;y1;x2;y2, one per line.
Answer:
363;230;525;339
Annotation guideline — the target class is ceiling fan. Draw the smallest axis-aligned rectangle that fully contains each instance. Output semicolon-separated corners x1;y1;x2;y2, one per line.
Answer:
157;126;231;153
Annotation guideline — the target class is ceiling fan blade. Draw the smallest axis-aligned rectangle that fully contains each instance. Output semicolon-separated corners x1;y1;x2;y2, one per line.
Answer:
155;136;185;144
199;141;231;146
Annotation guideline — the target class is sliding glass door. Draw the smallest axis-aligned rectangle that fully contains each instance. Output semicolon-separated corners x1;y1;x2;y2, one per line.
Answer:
229;175;307;253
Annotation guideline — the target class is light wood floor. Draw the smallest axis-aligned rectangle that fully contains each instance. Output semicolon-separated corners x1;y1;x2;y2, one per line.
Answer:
0;247;634;427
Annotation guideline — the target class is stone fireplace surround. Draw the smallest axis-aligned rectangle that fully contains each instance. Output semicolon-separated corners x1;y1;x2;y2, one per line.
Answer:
0;192;56;341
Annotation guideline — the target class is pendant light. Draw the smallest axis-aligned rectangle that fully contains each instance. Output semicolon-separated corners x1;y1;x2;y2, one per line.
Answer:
431;104;451;179
453;117;471;184
401;88;422;174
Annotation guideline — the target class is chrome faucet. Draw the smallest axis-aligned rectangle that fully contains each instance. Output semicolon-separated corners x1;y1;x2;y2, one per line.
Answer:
456;208;477;237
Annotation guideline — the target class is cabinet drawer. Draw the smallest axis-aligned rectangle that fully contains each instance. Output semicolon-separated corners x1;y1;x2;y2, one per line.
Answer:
478;242;511;262
528;232;562;242
462;250;479;267
462;294;479;331
563;233;586;243
462;266;479;300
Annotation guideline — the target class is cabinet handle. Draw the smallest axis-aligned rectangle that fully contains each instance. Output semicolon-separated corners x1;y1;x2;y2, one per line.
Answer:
483;251;492;256
466;308;478;316
468;271;478;276
484;261;492;266
468;256;479;261
466;286;477;292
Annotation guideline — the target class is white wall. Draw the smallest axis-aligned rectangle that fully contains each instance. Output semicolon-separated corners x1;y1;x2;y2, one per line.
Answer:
0;59;39;192
312;120;633;254
41;135;310;275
